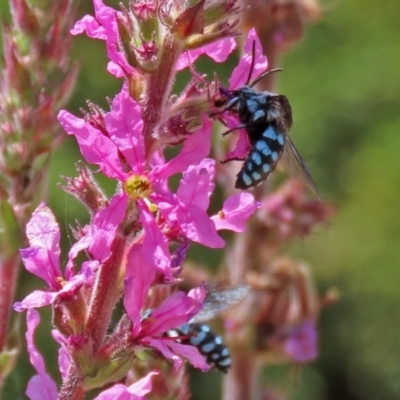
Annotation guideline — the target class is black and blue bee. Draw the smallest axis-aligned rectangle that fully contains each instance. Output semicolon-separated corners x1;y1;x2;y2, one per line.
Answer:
142;285;248;373
212;44;316;192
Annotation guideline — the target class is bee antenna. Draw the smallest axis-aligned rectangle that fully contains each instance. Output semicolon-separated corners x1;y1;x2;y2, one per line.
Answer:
249;68;284;88
245;40;257;85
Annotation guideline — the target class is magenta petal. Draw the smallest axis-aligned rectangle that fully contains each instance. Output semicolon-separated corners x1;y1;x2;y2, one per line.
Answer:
26;375;58;400
147;291;202;335
72;0;118;41
25;309;58;400
229;29;268;89
58;111;126;180
89;194;128;262
107;61;125;78
176;37;236;70
71;15;106;38
187;284;207;303
139;206;172;278
177;159;215;210
156;118;212;179
92;0;120;42
21;204;61;287
148;339;184;369
14;290;58;311
126;372;157;396
175;203;225;248
65;233;92;279
105;90;145;170
166;341;210;371
93;384;132;400
94;371;156;400
226;128;251;161
284;321;318;363
212;193;261;232
51;330;70;380
124;245;156;335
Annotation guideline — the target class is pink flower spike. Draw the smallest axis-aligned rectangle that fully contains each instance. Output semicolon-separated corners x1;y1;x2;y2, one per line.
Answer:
212;193;261;232
58;111;126;181
176;37;236;71
229;28;268;89
21;203;62;289
94;372;157;400
25;309;58;400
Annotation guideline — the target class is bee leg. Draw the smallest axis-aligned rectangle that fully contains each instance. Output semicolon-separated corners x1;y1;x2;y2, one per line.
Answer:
221;124;247;137
210;97;239;117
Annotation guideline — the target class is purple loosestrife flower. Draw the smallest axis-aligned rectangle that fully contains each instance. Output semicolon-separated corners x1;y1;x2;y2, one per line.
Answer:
283;320;318;363
58;89;259;277
14;197;126;311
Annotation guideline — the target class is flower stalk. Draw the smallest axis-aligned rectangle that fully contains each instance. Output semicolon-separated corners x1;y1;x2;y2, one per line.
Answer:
0;0;79;387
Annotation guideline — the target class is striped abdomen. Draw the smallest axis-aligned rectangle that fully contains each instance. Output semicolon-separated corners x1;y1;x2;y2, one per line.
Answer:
235;125;285;189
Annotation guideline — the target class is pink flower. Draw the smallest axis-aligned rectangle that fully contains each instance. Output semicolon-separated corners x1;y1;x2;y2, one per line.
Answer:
59;88;258;277
14;197;126;311
123;245;210;371
58;89;217;275
71;0;133;78
283;321;318;363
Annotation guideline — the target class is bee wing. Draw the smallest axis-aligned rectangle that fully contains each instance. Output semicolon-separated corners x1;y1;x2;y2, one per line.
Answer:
191;285;250;323
280;135;318;195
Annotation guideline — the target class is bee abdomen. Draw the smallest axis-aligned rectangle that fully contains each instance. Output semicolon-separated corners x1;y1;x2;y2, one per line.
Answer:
169;323;232;373
236;126;285;189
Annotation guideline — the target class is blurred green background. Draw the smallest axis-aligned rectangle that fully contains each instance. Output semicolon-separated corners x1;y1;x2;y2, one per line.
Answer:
2;0;400;398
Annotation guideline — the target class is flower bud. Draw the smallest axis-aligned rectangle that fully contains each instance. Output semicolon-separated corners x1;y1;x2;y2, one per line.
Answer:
59;162;108;214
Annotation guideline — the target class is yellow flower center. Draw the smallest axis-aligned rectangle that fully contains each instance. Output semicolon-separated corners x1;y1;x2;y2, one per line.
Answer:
124;174;152;199
124;174;157;212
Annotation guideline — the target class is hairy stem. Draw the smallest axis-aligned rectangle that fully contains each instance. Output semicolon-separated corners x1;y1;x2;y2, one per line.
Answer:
85;234;127;353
